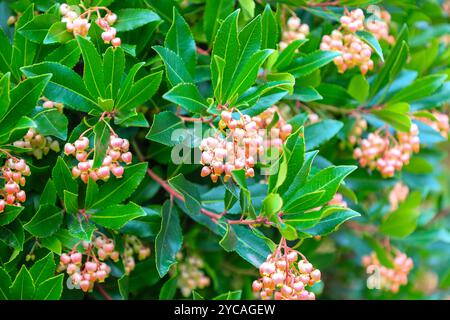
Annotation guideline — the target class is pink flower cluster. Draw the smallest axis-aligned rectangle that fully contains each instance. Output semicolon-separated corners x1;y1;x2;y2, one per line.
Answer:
349;117;368;145
320;9;394;74
365;10;395;44
64;134;132;183
388;182;409;211
279;16;310;50
363;251;413;293
252;242;321;300
13;128;60;160
353;124;420;178
417;111;449;138
59;3;121;47
0;157;30;213
174;252;211;297
199;107;292;182
123;235;151;275
59;235;119;293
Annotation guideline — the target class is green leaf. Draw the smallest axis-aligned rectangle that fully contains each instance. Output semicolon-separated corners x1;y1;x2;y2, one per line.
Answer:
168;174;202;215
44;39;80;68
303;207;360;236
213;290;242;300
90;202;146;230
284;207;324;230
155;200;183;277
284;166;356;208
304;119;343;150
0;28;13;76
204;0;234;44
9;266;35;300
211;10;240;103
286;50;341;78
114;9;161;32
219;223;238;252
236;15;262;75
0;74;51;133
380;191;421;238
34;274;63;300
0;116;35;145
103;46;125;100
261;5;278;49
116;71;162;112
77;36;106;99
33;109;68;140
0;220;24;250
18;14;58;43
40;236;62;255
52;157;78;200
64;191;78;215
43;22;72;44
21;62;97;112
90;163;148;209
153;46;193;86
356;30;384;62
279;127;305;194
283;151;318;201
29;252;56;286
284;190;326;214
0;73;10;119
115;62;145;107
262;193;283;219
159;275;178;300
389;74;447;104
371;104;412;132
68;217;96;242
370;25;409;99
23;204;63;238
146;111;185;146
93;120;110;168
0;268;11;299
165;8;197;76
274;39;309;70
118;275;129;300
163;83;208;114
0;205;24;226
348;74;369;103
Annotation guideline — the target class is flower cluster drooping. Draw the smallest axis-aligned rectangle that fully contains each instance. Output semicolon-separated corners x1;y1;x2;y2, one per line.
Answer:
417;111;449;138
365;10;395;44
59;3;121;47
279;16;310;50
388;182;409;211
13;128;60;160
252;239;321;300
199;107;292;183
363;250;413;293
348;117;368;146
0;157;30;213
64;132;132;183
59;234;119;292
122;235;151;275
173;252;211;297
320;9;393;74
353;124;420;178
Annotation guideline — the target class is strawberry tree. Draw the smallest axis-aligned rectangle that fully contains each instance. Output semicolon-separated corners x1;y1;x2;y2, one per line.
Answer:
0;0;448;300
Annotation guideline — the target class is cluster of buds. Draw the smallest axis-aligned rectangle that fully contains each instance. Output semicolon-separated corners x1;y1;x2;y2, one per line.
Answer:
122;235;151;275
199;107;292;183
320;8;394;74
58;234;118;292
173;252;211;297
307;113;320;125
363;250;413;293
328;193;348;207
42;100;64;112
348;117;368;145
64;133;132;184
13;129;60;160
0;157;30;213
417;111;449;138
353;124;420;178
59;3;120;47
365;10;395;44
388;182;409;211
252;240;321;300
279;16;310;50
321;30;374;75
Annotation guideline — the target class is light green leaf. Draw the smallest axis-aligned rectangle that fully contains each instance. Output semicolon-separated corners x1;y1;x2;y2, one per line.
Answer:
114;8;161;32
9;266;35;300
163;83;208;115
91;202;146;230
23;204;63;237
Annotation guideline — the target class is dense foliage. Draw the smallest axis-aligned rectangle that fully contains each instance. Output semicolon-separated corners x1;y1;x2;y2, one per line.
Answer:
0;0;449;300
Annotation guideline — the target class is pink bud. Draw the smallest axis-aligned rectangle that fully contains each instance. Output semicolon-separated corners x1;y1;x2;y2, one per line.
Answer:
64;143;76;155
311;269;321;282
111;37;121;47
0;200;5;212
112;166;124;178
80;280;90;292
101;31;113;43
16;190;26;203
71;252;82;264
200;166;211;177
252;280;263;292
103;242;114;253
121;152;132;164
43;101;54;108
85;261;98;273
60;253;71;265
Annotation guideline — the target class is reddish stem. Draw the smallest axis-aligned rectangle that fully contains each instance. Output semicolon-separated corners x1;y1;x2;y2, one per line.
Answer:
96;284;112;300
